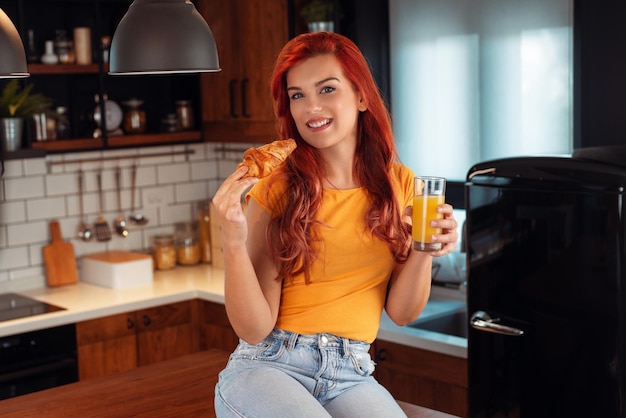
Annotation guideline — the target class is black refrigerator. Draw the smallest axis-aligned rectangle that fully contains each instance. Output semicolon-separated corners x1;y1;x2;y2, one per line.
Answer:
465;146;626;418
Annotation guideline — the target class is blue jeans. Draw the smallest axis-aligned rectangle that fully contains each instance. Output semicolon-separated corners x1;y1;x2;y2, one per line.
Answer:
214;328;407;417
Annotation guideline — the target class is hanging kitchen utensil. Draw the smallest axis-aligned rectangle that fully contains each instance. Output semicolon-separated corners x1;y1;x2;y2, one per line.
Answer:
129;163;148;225
113;166;128;237
94;170;112;241
77;169;93;241
43;220;78;287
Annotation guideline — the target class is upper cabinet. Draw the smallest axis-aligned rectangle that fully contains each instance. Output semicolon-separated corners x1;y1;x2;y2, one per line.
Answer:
0;0;203;155
198;0;289;143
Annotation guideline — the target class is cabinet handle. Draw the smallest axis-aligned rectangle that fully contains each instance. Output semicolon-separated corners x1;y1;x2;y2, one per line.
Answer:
375;349;388;362
229;79;238;118
143;315;152;327
127;318;135;330
241;78;250;118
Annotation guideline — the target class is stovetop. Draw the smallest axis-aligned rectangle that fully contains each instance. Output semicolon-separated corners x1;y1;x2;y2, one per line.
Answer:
0;293;65;322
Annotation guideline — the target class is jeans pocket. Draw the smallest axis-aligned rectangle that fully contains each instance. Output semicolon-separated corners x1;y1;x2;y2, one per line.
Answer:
232;338;286;361
349;348;376;376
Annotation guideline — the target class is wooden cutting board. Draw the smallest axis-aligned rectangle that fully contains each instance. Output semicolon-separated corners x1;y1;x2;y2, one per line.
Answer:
43;221;78;286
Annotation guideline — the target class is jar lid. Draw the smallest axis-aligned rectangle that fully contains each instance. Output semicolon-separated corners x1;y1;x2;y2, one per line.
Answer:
122;98;144;108
154;234;174;244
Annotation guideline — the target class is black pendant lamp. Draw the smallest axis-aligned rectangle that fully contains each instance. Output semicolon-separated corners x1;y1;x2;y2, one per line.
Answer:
109;0;221;75
0;8;29;78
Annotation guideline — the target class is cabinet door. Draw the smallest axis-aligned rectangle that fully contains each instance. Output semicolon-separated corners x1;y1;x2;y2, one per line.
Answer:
198;0;289;143
135;301;200;366
76;312;138;380
374;340;468;417
198;301;239;352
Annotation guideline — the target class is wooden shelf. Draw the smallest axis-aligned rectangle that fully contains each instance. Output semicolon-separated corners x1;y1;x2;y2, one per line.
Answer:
28;63;107;75
107;131;202;147
30;131;202;152
31;137;104;152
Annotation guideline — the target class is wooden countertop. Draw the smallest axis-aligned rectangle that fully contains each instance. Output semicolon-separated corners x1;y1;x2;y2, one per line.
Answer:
0;349;458;418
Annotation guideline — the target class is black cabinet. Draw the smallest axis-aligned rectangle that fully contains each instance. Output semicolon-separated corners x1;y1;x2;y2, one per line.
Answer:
0;0;203;154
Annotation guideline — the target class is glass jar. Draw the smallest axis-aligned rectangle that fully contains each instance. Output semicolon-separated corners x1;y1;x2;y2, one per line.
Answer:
54;29;75;64
153;234;177;270
55;106;71;139
122;98;147;134
175;100;194;130
161;113;178;132
175;222;201;265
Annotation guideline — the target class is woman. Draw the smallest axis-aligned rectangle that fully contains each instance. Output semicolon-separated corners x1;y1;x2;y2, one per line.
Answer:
213;32;458;417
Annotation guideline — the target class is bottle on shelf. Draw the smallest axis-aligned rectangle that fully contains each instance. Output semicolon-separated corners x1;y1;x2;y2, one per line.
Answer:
55;106;71;139
41;40;59;65
54;29;75;64
26;29;39;63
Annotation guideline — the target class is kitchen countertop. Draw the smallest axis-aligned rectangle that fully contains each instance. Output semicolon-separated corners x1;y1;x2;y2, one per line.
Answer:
0;264;468;358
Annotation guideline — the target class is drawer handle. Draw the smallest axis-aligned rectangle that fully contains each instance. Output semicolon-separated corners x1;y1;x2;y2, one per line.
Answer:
229;79;238;118
143;315;152;327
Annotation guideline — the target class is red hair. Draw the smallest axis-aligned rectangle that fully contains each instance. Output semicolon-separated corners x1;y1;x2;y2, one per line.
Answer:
268;32;411;282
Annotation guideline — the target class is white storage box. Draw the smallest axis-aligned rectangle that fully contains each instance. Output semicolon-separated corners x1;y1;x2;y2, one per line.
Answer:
80;251;153;289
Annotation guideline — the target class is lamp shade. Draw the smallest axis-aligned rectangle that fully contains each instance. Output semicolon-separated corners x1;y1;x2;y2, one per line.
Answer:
0;8;29;78
109;0;221;75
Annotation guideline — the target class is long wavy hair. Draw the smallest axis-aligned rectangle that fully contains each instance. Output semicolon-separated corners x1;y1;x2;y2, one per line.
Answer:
268;32;411;283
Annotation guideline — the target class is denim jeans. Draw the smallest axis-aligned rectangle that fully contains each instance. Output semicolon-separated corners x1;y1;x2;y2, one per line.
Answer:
214;328;407;417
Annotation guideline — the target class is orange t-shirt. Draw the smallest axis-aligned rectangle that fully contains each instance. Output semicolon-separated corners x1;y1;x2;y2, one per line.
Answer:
247;163;414;343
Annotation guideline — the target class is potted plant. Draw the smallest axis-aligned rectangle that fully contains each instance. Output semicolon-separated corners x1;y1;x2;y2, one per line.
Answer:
0;80;58;151
300;0;335;33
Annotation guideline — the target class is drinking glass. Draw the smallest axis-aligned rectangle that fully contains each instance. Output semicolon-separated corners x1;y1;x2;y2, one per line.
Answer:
412;176;446;251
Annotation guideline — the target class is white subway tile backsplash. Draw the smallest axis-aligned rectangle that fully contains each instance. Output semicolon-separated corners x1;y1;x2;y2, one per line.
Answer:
23;158;47;176
2;160;24;178
26;197;66;221
0;142;240;290
7;221;48;246
157;163;191;185
142;185;175;208
29;243;44;266
0;201;27;224
191;160;217;181
176;181;209;203
0;246;30;269
4;176;45;200
160;202;195;225
46;172;79;196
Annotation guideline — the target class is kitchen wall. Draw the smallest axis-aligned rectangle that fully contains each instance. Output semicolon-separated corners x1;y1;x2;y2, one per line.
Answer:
0;142;253;292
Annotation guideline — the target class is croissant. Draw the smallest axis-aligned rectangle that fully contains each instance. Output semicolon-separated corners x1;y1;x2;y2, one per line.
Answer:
237;139;297;179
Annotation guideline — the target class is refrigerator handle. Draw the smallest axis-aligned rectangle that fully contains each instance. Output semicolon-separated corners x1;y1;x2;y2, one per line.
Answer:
470;311;525;336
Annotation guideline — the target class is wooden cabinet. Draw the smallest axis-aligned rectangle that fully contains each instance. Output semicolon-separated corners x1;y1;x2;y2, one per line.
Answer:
198;300;239;352
76;301;200;380
0;0;202;154
197;0;289;143
373;339;468;418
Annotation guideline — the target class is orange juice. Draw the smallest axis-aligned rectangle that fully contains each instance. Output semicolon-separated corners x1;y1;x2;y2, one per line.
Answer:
412;195;444;249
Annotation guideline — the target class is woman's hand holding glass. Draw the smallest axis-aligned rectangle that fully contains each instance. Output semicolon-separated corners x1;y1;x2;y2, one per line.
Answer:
405;202;458;257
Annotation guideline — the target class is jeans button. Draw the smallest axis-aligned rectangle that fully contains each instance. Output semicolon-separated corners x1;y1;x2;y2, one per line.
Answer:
320;335;328;346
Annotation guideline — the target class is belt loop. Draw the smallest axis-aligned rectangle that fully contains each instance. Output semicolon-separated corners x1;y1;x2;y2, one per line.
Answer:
342;337;350;358
287;331;298;350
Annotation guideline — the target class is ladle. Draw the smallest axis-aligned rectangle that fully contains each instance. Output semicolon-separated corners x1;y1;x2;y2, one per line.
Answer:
129;164;148;225
113;166;129;237
77;169;93;241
